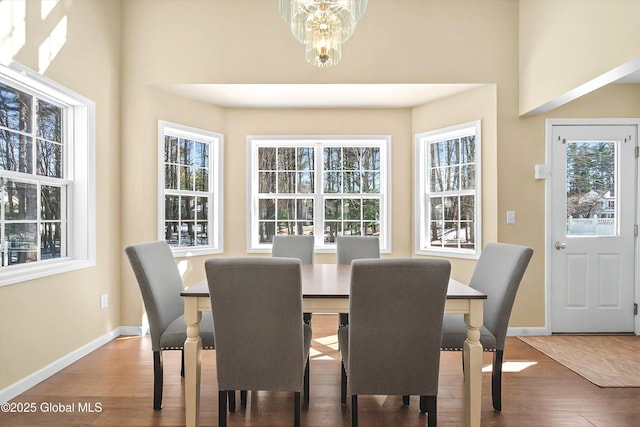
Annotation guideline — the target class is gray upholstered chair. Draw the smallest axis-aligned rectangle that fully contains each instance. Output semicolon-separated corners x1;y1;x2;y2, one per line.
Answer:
336;235;380;327
124;241;215;410
338;258;451;427
272;235;315;324
440;242;533;412
205;257;312;427
272;235;314;264
336;235;380;265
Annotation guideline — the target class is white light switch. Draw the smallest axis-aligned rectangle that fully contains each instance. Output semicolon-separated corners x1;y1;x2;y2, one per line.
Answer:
506;210;516;224
534;164;547;179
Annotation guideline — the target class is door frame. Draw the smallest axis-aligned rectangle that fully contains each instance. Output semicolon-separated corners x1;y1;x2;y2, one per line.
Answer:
544;118;640;335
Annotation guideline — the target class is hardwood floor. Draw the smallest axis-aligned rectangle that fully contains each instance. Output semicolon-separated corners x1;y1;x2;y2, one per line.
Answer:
2;314;638;426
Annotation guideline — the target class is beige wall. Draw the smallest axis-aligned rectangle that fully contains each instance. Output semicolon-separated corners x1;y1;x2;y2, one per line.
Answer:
519;0;640;115
0;0;121;389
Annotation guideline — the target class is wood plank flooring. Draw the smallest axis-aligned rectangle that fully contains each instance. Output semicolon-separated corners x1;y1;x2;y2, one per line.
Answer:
2;314;639;426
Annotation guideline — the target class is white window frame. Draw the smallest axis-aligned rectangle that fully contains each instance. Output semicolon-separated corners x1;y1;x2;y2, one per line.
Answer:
247;135;391;254
414;120;481;259
0;60;95;287
157;121;223;256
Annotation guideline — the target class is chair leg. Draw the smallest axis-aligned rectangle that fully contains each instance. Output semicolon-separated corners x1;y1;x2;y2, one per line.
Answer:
228;390;236;412
340;361;347;404
351;395;358;427
153;351;163;410
180;349;185;377
240;390;248;408
339;313;349;327
492;350;503;412
218;390;227;427
420;395;437;427
402;395;410;406
303;312;312;326
304;357;310;406
294;391;301;427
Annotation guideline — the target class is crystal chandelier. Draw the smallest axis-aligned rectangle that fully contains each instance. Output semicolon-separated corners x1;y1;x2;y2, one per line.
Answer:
279;0;368;67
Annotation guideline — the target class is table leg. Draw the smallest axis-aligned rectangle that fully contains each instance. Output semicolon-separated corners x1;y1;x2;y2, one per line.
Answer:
463;299;483;427
184;298;202;427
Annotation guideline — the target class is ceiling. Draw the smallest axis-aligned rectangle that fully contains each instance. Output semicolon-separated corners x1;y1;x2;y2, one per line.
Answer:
161;83;487;109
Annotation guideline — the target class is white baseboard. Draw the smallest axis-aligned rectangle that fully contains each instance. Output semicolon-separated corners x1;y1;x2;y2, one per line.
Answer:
507;326;550;336
0;326;142;403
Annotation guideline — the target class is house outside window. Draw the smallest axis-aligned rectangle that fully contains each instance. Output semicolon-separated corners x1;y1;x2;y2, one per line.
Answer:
247;136;390;253
415;120;481;258
158;121;223;256
0;61;95;286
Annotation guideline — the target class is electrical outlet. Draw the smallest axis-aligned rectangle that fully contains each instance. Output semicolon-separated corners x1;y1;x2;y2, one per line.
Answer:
100;294;108;309
506;210;516;224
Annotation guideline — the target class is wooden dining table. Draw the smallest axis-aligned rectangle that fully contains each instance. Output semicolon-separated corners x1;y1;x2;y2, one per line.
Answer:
181;263;486;427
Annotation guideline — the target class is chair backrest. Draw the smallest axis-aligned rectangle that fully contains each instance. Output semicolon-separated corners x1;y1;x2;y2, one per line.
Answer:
336;236;380;264
470;242;533;349
347;258;451;396
125;241;184;351
205;257;305;392
272;235;314;264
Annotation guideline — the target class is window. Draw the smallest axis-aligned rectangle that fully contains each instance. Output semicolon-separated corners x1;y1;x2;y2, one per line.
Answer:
158;121;223;256
248;136;390;253
415;121;481;258
0;61;95;286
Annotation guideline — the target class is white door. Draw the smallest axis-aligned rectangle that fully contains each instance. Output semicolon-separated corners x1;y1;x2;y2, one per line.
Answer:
550;124;637;333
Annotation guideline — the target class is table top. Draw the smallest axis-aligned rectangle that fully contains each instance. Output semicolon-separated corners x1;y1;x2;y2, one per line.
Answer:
181;263;486;300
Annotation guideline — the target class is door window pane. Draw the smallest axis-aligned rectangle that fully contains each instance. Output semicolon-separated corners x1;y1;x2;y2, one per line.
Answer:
566;141;616;236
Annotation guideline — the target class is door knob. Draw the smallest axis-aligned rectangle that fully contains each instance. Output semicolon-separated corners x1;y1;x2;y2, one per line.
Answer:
554;242;567;250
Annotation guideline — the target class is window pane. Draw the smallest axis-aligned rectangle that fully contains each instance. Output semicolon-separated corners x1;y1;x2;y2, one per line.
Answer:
297;171;313;193
37;100;62;143
361;147;380;170
165;195;179;220
5;223;38;265
277;171;296;193
461;164;475;190
259;221;276;243
297;199;313;221
195;167;208;192
259;199;275;220
343;222;361;235
259;171;275;193
180;138;192;165
40;222;61;259
165;136;179;163
41;185;61;220
278;147;296;170
4;180;37;220
0;132;33;173
343;147;360;170
324;198;342;220
323;171;341;193
460;195;474;221
37;139;62;177
165;165;178;190
194;141;208;168
164;222;179;243
343;171;361;193
196;196;208;220
361;171;379;193
259;147;276;170
180;166;193;190
343;198;361;220
195;222;208;245
0;81;33;133
362;199;379;221
566;141;616;236
181;196;195;220
443;196;459;221
179;222;194;246
324;222;341;243
324;147;341;171
460;135;475;164
297;147;314;170
277;198;296;220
